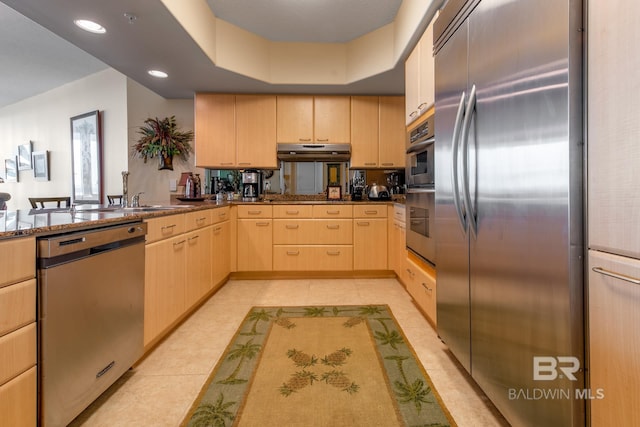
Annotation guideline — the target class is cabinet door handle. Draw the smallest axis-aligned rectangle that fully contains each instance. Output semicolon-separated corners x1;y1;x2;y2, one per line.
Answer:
421;282;433;294
213;226;222;232
326;224;340;230
381;162;394;166
364;162;376;166
248;210;262;215
592;267;640;285
286;210;299;215
256;222;270;226
299;138;312;142
286;250;300;256
238;162;251;165
173;239;186;247
188;235;199;242
316;138;329;142
196;217;207;223
220;162;233;165
326;251;341;256
285;224;299;229
406;268;415;277
219;212;227;217
364;210;378;215
409;110;418;118
326;210;340;215
418;102;427;110
357;221;370;226
161;224;177;231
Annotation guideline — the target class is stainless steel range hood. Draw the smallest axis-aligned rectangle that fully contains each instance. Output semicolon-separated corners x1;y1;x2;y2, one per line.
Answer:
277;143;350;161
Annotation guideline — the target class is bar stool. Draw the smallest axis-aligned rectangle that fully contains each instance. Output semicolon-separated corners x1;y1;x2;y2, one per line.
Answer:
28;197;71;208
0;192;10;210
107;195;123;205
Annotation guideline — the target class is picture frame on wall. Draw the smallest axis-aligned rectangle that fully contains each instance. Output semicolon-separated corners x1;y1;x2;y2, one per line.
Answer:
70;110;103;203
327;185;342;200
5;157;18;182
33;151;50;181
18;141;33;170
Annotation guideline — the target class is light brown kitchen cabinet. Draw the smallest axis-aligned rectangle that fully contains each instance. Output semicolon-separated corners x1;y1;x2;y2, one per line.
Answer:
184;226;212;308
212;220;231;286
405;14;437;125
272;204;353;271
404;256;437;326
388;204;407;277
277;95;350;143
0;237;36;427
237;205;273;271
353;205;387;270
195;93;235;167
350;96;405;168
144;232;187;346
195;93;277;168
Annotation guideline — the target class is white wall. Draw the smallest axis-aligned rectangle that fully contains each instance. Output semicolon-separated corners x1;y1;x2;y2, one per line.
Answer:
0;68;198;209
126;79;201;204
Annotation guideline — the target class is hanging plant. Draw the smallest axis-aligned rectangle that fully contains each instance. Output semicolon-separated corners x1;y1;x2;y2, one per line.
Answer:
132;116;194;170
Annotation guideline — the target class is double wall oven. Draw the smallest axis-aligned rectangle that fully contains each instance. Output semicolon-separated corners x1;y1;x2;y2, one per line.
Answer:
406;112;436;265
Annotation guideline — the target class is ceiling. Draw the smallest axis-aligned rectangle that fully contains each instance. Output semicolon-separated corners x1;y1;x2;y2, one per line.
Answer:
0;0;437;110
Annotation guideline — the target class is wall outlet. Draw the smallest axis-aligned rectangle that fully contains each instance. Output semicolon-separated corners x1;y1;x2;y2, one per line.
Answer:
169;178;177;191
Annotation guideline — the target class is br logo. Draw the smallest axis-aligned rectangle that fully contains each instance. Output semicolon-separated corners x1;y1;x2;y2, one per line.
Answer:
533;356;580;381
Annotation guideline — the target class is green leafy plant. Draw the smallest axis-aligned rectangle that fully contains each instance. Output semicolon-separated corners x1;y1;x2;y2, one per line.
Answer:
132;116;194;163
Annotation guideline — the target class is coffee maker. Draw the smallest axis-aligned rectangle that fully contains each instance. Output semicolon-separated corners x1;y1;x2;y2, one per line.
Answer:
242;170;260;201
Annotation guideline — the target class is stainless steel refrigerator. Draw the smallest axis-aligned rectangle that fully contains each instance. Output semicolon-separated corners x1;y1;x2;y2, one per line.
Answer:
433;0;585;426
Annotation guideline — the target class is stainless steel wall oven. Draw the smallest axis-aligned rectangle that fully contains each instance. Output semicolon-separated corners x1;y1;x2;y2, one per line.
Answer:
406;111;436;265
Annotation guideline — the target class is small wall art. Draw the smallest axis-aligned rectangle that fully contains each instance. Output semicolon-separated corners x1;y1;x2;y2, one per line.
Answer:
33;151;50;181
18;141;33;170
4;157;17;182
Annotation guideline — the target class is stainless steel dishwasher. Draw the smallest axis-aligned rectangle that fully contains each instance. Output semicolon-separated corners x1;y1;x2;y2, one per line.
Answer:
37;221;147;427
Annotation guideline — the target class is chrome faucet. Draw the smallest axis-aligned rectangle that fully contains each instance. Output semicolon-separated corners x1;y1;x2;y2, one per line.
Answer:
131;192;144;208
122;171;129;207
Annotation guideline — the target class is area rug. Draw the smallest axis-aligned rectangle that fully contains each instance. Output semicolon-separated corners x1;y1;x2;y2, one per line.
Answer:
181;305;455;427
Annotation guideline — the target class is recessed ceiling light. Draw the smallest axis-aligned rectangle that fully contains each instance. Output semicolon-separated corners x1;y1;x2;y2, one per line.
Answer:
148;70;169;78
74;19;106;34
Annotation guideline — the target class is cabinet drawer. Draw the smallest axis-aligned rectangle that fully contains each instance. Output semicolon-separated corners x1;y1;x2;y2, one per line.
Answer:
312;205;353;218
353;205;387;218
0;279;36;337
0;366;36;427
273;245;353;271
393;204;406;223
405;259;437;325
273;205;313;218
273;219;353;245
211;206;230;224
185;209;212;231
0;323;36;386
237;205;273;218
0;237;35;288
145;214;185;243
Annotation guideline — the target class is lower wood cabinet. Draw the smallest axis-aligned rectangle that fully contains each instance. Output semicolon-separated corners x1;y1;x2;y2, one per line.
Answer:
353;205;388;270
0;366;36;427
144;233;187;345
273;246;353;271
237;219;273;271
185;226;213;308
404;257;437;326
212;220;231;286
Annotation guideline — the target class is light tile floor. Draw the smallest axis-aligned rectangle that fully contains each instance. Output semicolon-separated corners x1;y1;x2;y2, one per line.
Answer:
70;278;510;426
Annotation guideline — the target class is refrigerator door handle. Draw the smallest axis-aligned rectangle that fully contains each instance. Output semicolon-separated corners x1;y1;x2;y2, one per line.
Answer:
451;91;467;234
592;266;640;285
461;84;478;237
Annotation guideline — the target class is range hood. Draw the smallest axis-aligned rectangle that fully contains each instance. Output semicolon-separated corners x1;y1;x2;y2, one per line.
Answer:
277;143;350;161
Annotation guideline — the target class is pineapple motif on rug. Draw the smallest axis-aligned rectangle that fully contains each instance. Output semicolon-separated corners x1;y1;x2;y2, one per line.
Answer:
182;305;455;427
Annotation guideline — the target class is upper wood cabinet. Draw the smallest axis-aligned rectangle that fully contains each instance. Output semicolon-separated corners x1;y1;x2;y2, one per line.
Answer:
405;14;437;125
350;96;405;169
195;93;277;168
277;95;350;143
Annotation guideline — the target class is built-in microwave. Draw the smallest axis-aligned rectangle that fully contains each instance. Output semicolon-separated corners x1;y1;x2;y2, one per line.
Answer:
406;113;435;187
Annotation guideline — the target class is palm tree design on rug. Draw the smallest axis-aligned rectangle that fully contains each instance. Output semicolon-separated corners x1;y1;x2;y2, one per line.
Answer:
372;318;405;350
386;355;433;413
190;393;235;427
218;339;261;384
240;309;273;336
